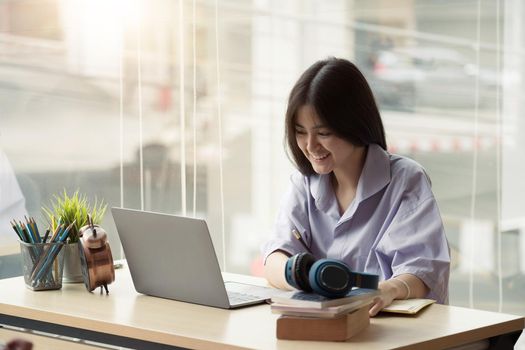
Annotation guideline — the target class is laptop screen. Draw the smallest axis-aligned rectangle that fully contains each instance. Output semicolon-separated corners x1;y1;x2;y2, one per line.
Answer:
111;208;233;308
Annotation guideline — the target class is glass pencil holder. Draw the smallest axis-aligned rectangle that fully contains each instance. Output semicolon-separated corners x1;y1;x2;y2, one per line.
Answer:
20;240;65;291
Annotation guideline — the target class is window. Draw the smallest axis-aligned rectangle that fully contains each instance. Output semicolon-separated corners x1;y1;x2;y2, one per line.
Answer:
0;3;523;348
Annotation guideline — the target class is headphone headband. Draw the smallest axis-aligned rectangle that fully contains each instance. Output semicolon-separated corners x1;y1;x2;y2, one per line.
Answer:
349;271;379;290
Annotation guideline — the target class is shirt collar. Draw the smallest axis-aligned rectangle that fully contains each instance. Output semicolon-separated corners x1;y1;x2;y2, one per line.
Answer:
310;143;391;215
355;143;391;204
310;173;333;213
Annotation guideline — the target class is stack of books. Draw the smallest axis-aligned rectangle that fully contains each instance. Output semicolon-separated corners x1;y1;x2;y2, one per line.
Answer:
271;288;378;341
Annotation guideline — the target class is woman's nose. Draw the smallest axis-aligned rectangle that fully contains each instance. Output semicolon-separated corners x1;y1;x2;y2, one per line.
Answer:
306;134;318;151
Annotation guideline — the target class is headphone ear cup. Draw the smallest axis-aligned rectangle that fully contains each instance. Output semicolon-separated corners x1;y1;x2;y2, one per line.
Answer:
294;253;316;292
285;253;316;292
309;259;353;298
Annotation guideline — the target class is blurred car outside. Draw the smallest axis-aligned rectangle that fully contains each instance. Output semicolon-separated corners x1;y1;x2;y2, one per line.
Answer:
364;46;498;111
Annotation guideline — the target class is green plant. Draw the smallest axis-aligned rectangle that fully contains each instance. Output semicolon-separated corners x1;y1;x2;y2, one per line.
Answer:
42;189;107;243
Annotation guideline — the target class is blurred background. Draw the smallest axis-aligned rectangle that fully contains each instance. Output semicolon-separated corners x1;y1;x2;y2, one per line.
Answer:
0;0;524;347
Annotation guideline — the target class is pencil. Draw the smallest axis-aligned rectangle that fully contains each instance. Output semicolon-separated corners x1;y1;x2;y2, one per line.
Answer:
42;229;50;243
30;217;41;242
292;229;313;254
59;221;75;242
24;216;36;242
10;221;24;242
48;224;62;243
20;222;34;243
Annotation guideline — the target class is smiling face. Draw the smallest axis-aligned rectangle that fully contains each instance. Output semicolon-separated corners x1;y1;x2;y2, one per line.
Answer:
295;104;364;177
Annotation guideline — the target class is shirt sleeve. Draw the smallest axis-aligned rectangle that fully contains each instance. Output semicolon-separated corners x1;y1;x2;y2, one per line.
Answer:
376;176;451;304
260;173;312;264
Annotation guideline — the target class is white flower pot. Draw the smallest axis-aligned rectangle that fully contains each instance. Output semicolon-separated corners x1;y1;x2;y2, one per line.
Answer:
62;242;83;283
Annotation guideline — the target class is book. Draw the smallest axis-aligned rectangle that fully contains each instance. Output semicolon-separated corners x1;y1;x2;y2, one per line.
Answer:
380;298;436;314
276;304;370;341
270;288;379;309
271;298;374;319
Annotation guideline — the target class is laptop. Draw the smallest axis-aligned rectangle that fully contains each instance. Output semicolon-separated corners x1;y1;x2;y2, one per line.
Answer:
111;207;274;309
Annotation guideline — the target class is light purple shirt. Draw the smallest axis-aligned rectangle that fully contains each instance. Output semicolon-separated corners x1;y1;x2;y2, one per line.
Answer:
261;144;450;303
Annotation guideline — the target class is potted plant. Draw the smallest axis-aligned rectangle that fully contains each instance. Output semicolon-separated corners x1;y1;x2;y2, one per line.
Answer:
43;190;107;283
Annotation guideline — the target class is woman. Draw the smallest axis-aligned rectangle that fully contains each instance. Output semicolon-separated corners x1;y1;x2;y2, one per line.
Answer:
261;57;450;316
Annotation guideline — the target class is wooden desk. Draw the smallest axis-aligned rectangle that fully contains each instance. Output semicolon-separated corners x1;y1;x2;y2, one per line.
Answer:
0;264;523;350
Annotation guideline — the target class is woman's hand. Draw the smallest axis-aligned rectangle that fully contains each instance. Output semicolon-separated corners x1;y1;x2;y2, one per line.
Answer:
368;274;429;317
369;281;399;317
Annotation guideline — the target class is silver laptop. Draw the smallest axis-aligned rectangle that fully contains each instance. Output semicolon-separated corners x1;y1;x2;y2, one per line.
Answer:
111;207;273;309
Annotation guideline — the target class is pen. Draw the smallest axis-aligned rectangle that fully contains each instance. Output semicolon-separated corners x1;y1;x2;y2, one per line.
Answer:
292;229;313;254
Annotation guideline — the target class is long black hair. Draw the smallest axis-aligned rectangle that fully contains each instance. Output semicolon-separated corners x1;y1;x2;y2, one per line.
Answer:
284;57;386;175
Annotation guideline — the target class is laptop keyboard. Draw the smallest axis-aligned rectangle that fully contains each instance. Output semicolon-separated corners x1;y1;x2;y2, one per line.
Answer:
225;282;275;305
227;291;266;305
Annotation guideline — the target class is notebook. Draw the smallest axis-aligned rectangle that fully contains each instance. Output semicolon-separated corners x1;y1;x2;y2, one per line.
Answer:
111;207;274;309
380;299;436;314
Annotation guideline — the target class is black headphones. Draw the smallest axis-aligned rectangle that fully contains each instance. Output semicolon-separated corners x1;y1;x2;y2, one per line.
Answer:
285;253;379;298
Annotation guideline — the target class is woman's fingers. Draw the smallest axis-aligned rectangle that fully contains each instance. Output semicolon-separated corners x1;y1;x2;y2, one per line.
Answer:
369;296;384;317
